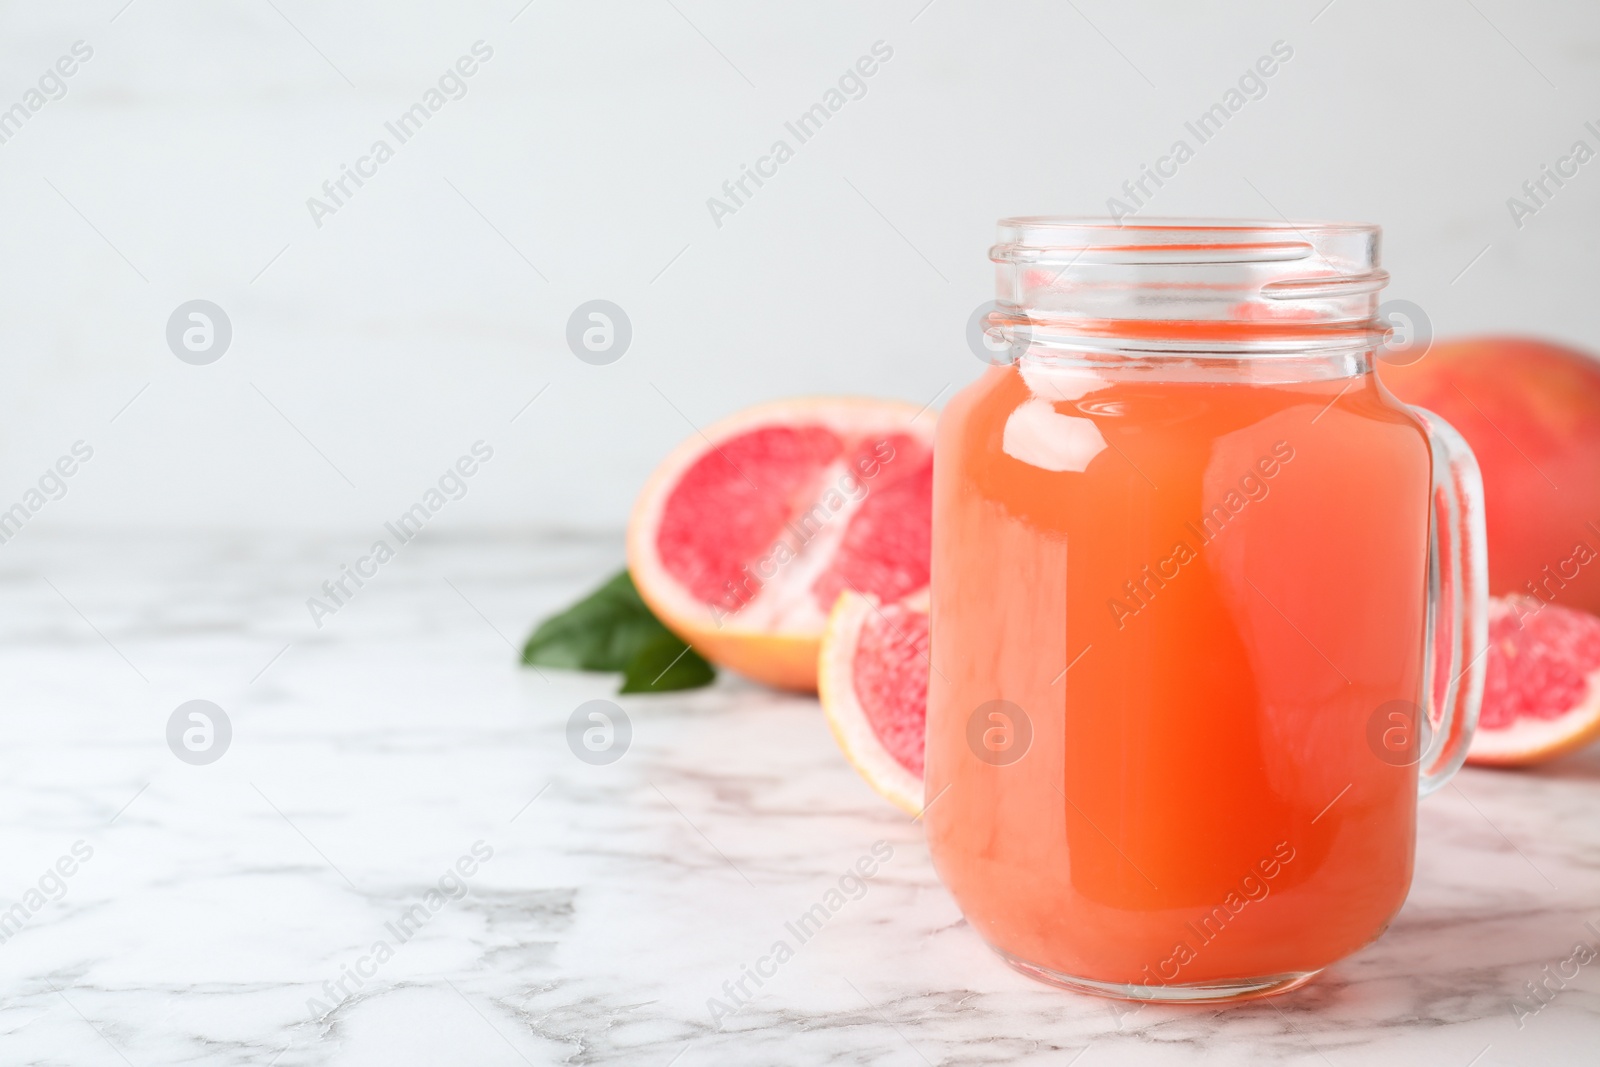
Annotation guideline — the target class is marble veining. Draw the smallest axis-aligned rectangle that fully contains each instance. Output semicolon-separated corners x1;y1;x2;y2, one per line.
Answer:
0;531;1596;1065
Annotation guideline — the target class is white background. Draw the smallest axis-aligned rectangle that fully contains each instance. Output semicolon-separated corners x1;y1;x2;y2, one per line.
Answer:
1;0;1596;535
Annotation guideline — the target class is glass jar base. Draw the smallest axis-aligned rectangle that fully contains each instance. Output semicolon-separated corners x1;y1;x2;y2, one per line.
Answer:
996;949;1322;1004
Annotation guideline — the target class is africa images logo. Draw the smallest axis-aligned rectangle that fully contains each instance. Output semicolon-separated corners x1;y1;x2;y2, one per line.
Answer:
305;41;494;229
306;442;493;628
705;40;894;228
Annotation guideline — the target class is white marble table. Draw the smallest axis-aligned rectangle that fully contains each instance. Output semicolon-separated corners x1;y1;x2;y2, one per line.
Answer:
2;531;1597;1066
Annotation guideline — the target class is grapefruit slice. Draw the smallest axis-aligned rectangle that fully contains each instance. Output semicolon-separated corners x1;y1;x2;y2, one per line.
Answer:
1467;596;1600;767
627;397;934;692
817;590;928;815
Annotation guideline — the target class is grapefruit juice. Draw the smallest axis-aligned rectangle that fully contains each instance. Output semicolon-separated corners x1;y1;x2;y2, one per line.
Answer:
925;359;1434;993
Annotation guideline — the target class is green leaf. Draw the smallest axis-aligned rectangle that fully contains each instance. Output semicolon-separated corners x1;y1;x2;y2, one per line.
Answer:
522;570;670;671
619;630;716;693
520;570;715;695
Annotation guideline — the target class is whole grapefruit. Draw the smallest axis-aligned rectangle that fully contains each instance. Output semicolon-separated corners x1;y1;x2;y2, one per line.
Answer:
1379;337;1600;615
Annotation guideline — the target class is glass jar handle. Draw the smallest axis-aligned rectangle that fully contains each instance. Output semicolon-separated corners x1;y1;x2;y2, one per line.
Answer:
1412;408;1489;795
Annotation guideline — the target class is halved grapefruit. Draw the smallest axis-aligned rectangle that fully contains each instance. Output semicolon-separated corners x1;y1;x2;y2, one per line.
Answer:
627;397;934;692
1467;596;1600;767
817;590;929;815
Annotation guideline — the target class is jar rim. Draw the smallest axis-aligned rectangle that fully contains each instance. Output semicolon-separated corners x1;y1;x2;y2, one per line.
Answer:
995;215;1379;232
988;216;1390;358
993;217;1381;265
